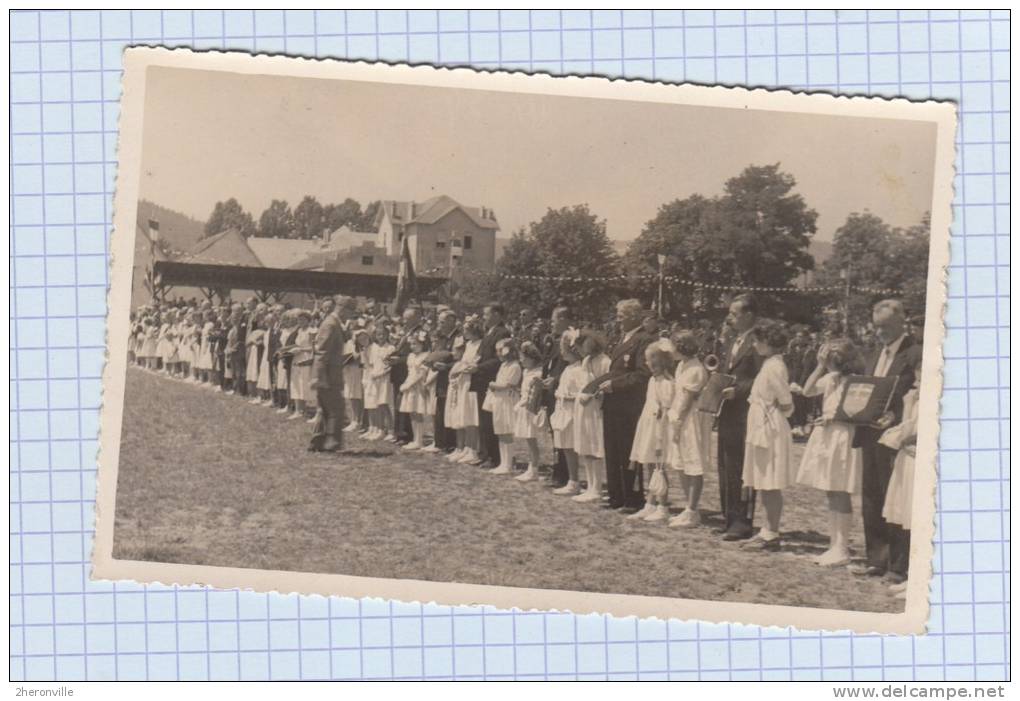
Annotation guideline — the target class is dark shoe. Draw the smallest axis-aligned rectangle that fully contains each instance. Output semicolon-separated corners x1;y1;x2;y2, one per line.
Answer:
722;527;753;542
618;507;638;515
883;571;907;585
478;460;495;470
322;438;342;453
850;565;886;578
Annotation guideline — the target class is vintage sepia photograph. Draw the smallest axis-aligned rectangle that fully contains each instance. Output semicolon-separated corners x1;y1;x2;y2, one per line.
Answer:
94;48;954;634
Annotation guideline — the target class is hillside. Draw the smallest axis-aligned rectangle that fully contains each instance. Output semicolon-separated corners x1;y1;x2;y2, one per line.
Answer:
136;200;207;258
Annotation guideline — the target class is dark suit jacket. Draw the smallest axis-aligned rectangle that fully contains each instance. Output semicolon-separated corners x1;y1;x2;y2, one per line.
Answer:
310;312;347;391
854;334;922;447
470;323;511;393
541;332;568;412
717;331;763;431
596;328;653;412
431;328;459;397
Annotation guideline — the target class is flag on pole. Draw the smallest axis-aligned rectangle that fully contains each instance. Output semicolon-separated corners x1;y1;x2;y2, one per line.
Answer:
148;219;160;242
394;233;417;313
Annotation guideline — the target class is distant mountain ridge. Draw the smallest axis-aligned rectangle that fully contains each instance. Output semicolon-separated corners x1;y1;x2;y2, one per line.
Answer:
136;200;207;256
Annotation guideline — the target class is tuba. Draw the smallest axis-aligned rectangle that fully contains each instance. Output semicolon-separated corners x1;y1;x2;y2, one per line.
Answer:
703;353;720;373
697;343;735;430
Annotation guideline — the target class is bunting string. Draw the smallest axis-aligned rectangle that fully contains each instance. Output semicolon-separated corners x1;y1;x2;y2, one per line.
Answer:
419;266;899;297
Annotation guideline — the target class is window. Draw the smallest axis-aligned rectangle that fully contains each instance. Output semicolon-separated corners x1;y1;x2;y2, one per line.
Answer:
361;255;374;266
435;241;446;248
463;235;473;250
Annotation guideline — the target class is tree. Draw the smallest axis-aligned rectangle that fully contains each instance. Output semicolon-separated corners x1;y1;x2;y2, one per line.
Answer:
816;211;931;331
204;198;256;238
489;205;620;321
323;198;365;233
360;200;381;231
292;195;325;240
257;199;294;240
623;164;818;321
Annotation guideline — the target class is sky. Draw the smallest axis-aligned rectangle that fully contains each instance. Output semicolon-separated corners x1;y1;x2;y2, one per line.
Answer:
138;66;938;242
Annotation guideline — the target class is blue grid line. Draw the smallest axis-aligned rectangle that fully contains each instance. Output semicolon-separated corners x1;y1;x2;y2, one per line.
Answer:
8;9;1010;681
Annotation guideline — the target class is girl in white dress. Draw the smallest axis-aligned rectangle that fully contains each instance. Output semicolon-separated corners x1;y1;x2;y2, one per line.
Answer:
245;312;265;399
443;336;469;462
741;322;795;551
399;332;432;450
288;311;313;420
187;311;203;383
140;318;158;370
572;331;612;504
513;341;548;483
483;338;523;475
550;331;584;496
795;339;862;566
880;369;919;599
342;329;369;432
452;320;484;465
156;315;173;374
363;325;396;440
666;331;710;528
275;313;297;413
198;312;216;385
256;312;277;404
628;341;677;522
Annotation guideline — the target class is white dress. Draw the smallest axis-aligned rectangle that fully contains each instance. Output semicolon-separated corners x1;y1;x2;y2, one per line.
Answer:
513;366;547;439
341;339;363;401
140;326;157;358
290;327;313;402
483;360;522;436
256;330;273;391
399;351;431;415
572;353;611;459
362;342;395;410
630;374;676;465
198;322;215;371
156;323;173;363
741;355;795;490
245;329;263;383
450;339;481;429
881;388;919;528
668;358;710;477
795;372;863;494
551;362;583;451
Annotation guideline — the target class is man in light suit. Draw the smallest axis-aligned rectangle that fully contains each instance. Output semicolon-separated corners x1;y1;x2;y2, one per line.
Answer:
851;299;922;583
309;294;354;453
597;299;653;511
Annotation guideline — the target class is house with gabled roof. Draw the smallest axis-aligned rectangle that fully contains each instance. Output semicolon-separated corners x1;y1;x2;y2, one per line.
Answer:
375;195;499;272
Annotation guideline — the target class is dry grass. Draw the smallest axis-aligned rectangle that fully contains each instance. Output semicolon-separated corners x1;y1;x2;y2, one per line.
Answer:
113;367;903;613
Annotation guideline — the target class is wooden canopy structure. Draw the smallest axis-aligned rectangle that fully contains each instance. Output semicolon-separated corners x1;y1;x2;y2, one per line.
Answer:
153;260;447;301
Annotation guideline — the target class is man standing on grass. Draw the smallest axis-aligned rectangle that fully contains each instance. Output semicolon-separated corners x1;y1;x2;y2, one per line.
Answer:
541;306;572;487
309;294;354;453
470;303;511;468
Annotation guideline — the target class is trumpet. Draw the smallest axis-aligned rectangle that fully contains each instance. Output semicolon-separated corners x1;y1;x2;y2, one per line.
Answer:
704;353;721;373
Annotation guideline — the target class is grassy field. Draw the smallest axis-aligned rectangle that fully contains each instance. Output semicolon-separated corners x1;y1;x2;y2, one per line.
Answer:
113;366;903;613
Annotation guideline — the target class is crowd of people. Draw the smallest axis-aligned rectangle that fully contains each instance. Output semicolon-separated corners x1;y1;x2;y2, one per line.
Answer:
129;292;923;601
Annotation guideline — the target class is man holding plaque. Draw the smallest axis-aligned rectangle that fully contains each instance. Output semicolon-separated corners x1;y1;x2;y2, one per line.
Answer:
851;299;922;582
716;295;763;541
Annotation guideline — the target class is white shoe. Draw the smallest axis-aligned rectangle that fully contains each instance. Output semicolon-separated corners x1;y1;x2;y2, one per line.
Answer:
572;490;600;503
306;416;318;424
248;398;261;405
889;580;908;594
446;448;465;462
368;429;384;440
276;406;289;414
224;390;235;396
628;503;656;520
456;449;479;464
644;505;669;522
489;463;512;475
403;442;422;451
553;481;579;496
383;433;398;443
421;445;441;454
670;509;700;528
214;386;223;393
815;548;851;568
343;422;360;433
515;467;537;482
288;412;303;421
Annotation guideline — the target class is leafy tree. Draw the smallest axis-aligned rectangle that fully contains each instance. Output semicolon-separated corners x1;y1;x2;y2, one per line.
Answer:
204;198;256;238
257;199;294;240
623;164;818;321
816;211;931;330
359;200;381;231
323;198;365;233
292;195;325;240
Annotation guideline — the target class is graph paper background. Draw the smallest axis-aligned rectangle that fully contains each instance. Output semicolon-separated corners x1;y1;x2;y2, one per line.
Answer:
9;10;1010;681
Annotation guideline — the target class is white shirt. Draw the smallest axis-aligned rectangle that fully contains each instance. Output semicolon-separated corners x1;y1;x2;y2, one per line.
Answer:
730;328;755;366
874;333;907;377
621;326;640;346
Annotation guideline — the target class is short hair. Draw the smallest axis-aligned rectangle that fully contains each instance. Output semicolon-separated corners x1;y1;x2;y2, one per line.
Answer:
551;306;571;321
438;309;458;323
559;331;581;359
485;302;506;317
753;319;790;350
873;298;906;319
495;337;517;357
519;340;544;364
578;328;607;355
644;341;674;368
670;330;701;358
616;299;643;320
462;318;484;338
731;294;758;316
825;338;859;375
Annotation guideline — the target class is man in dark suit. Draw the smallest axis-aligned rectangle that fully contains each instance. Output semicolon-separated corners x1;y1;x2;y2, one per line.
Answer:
469;302;511;468
309;295;353;453
717;294;763;540
386;307;424;444
596;299;653;511
428;309;459;453
541;306;572;487
851;299;922;583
